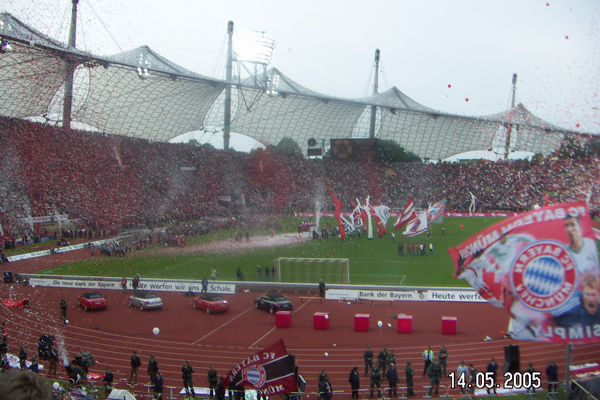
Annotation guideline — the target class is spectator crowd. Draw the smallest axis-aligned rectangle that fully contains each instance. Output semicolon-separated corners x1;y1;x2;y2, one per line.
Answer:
1;117;598;246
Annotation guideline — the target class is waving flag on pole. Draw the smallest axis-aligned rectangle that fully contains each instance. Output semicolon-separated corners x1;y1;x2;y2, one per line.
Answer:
395;197;415;230
340;215;355;236
449;202;600;344
426;199;446;224
326;184;348;240
372;205;390;225
364;196;374;239
223;339;298;395
351;202;364;230
368;204;387;237
402;211;428;237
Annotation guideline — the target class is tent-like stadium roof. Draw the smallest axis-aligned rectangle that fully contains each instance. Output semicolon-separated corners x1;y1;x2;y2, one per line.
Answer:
0;12;580;159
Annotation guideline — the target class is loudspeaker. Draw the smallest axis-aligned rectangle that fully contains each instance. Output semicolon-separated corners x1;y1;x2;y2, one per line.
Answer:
504;345;520;372
75;350;95;367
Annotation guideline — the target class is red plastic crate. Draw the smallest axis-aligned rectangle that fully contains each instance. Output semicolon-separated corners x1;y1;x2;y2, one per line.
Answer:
397;315;413;333
354;314;370;332
313;312;330;330
275;311;292;328
442;316;457;335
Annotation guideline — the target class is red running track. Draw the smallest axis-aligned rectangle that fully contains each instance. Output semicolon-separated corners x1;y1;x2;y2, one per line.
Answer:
1;282;599;398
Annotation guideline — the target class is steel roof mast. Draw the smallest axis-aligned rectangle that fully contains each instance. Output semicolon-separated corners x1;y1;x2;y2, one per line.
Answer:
504;73;518;159
369;49;380;139
62;0;79;132
223;21;234;151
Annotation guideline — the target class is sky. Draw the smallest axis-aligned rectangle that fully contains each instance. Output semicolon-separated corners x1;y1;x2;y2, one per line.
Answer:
2;0;599;152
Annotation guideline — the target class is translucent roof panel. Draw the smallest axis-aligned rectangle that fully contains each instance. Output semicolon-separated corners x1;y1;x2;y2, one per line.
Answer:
0;41;68;119
0;12;584;159
72;62;226;141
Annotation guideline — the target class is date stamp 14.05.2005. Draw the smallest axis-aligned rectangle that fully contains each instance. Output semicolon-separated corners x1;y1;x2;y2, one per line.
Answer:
448;370;542;392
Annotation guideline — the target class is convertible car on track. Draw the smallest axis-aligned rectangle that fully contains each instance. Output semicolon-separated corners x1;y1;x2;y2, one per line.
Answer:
78;291;107;311
129;291;163;311
254;294;292;314
193;293;230;314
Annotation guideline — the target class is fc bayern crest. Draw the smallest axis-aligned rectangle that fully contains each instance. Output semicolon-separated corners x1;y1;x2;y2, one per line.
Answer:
426;203;444;221
510;240;577;312
242;364;267;389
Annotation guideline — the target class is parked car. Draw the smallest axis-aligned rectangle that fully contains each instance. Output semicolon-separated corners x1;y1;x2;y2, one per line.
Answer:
193;293;230;314
77;291;107;311
129;291;163;311
254;294;292;314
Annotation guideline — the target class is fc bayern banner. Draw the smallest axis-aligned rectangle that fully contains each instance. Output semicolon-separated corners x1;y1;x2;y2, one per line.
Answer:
223;339;298;395
426;199;446;224
448;202;600;344
403;211;428;237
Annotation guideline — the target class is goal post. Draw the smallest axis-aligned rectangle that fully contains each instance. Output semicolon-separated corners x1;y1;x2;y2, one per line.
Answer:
274;258;350;284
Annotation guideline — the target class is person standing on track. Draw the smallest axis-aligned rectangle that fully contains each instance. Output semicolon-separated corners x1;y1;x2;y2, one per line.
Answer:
486;357;498;395
378;348;389;380
319;279;326;298
364;346;374;377
438;345;448;376
153;371;163;399
182;360;195;398
456;360;469;395
546;360;559;394
405;362;415;397
60;298;68;323
320;375;333;400
426;359;442;397
348;366;360;400
148;355;159;384
201;277;208;294
128;350;141;385
369;365;382;398
386;363;399;398
208;365;218;399
216;376;226;400
422;346;434;377
318;368;329;391
468;363;477;395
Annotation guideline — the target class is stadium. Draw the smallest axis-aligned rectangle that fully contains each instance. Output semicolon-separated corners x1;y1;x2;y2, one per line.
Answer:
1;1;600;399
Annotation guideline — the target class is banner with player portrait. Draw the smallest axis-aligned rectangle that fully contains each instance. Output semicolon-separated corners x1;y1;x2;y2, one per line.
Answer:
449;202;600;344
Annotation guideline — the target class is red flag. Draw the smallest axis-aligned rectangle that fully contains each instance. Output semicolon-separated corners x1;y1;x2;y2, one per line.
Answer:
394;197;415;230
327;184;346;240
223;339;298;395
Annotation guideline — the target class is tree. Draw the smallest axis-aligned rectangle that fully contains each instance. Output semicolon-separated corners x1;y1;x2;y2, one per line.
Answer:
272;137;303;158
375;139;421;163
188;138;201;146
586;135;600;157
551;133;600;159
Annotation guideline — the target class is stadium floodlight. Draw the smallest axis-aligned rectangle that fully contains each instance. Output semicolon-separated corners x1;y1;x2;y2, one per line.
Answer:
265;71;280;95
234;32;276;65
137;52;151;79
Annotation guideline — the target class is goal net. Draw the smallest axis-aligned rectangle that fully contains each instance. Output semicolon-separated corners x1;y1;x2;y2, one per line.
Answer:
274;258;350;284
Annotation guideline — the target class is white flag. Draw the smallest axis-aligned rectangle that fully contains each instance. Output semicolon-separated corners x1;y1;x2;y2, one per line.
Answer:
402;211;428;237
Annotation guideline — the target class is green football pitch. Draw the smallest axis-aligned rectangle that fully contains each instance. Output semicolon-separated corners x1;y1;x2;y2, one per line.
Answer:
38;216;508;288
